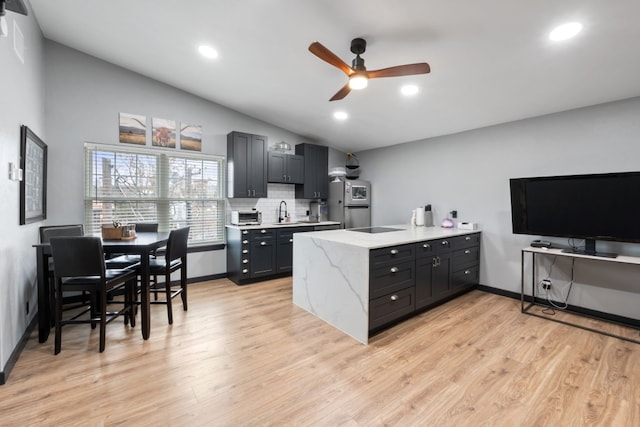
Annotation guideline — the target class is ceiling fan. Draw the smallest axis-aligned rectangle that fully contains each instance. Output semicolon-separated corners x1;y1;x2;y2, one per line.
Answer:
308;38;431;101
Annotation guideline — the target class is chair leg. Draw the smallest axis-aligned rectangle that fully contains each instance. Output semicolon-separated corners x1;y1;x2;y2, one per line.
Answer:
181;266;187;311
99;289;107;353
128;279;136;328
54;280;63;355
165;273;173;325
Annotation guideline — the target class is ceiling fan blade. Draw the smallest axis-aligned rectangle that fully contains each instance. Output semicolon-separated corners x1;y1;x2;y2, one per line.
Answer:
329;83;352;102
367;63;431;79
309;42;353;76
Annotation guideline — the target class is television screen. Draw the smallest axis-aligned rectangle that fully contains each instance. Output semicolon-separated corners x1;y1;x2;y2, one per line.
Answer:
509;171;640;257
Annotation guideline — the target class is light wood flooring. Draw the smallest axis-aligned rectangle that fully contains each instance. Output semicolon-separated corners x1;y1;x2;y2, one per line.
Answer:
2;278;640;426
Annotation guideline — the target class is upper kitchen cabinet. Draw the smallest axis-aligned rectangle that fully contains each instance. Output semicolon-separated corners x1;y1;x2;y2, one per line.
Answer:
267;152;304;184
227;131;268;198
295;143;328;199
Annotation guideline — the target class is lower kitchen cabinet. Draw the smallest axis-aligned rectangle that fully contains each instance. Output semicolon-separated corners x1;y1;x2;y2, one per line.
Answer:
227;225;315;285
369;232;481;332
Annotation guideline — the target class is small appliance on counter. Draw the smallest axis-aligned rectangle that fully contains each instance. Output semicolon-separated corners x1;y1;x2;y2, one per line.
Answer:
231;210;262;225
309;200;328;222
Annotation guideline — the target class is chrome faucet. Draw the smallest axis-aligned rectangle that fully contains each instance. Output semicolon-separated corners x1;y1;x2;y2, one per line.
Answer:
278;200;288;223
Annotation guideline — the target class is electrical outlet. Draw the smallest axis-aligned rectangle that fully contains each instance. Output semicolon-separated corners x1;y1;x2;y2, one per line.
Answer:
541;279;552;290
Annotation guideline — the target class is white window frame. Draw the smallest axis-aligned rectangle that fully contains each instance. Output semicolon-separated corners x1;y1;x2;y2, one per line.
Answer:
84;142;226;246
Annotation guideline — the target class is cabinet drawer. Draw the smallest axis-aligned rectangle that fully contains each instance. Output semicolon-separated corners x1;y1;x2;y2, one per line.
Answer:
369;288;415;330
415;240;436;258
450;233;480;250
369;260;415;300
250;229;275;240
452;246;480;270
370;244;414;267
451;265;479;289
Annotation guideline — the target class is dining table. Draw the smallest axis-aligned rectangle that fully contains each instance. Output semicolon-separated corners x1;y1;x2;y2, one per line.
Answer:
33;231;170;343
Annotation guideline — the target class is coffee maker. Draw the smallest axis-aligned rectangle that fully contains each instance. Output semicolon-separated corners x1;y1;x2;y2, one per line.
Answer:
309;201;328;222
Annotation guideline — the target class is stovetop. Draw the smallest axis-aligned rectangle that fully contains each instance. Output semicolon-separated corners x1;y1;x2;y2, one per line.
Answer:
348;227;404;234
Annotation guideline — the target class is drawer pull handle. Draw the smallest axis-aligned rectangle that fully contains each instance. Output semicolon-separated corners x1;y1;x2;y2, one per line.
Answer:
261;229;267;233
390;294;399;301
242;259;248;264
464;249;471;254
465;270;471;275
390;267;399;273
261;241;267;246
442;240;449;246
242;269;249;274
465;236;471;241
289;239;294;243
423;243;431;248
242;240;248;244
242;230;248;235
242;249;248;254
390;249;399;255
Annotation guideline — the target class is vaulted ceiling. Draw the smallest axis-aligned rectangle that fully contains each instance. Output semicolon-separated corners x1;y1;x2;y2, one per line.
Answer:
28;0;640;152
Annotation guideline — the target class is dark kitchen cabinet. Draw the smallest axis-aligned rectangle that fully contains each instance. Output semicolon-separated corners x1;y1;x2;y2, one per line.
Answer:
368;232;480;332
227;131;268;198
267;152;304;184
227;226;312;285
276;227;305;273
295;143;328;199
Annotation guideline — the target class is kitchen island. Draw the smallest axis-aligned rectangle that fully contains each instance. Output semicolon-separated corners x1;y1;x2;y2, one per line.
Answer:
292;225;481;343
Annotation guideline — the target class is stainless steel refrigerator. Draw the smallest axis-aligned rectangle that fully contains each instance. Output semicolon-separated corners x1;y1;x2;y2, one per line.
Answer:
328;180;371;228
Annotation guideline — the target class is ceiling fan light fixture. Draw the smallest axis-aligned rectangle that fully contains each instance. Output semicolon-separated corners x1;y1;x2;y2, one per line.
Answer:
348;74;368;90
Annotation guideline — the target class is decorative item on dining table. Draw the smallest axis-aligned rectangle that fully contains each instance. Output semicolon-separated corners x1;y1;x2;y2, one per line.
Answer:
101;221;137;240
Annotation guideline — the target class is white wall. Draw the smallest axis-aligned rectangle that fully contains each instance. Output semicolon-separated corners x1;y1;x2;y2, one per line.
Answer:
357;97;640;318
0;2;45;372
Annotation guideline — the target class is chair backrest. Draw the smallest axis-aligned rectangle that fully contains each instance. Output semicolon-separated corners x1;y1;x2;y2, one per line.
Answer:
165;227;190;262
135;223;159;232
40;224;84;243
49;236;105;278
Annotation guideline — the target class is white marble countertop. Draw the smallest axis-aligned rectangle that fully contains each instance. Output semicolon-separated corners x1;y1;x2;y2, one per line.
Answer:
296;224;481;249
226;221;341;230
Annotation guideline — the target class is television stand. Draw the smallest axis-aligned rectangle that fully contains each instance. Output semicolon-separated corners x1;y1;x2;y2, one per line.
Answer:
521;246;640;344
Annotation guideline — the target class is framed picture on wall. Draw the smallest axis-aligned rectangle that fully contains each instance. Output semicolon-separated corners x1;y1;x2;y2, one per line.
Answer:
19;125;47;225
152;117;176;148
180;123;202;151
119;112;147;145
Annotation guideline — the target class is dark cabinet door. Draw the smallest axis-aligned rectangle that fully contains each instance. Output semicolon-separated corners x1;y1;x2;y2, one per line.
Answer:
250;238;276;277
295;144;328;199
227;131;267;198
432;252;452;298
267;153;304;184
249;134;268;198
287;154;304;184
276;231;294;273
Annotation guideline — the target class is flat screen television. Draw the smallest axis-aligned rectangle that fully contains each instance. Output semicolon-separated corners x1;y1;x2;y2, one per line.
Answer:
509;171;640;258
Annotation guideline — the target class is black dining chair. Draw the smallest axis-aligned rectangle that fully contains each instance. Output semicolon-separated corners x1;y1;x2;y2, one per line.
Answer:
49;236;138;354
133;226;189;324
39;224;88;316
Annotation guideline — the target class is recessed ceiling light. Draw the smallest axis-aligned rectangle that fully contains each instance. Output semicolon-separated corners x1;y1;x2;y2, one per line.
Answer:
333;111;348;120
198;45;218;59
549;22;583;41
401;85;419;96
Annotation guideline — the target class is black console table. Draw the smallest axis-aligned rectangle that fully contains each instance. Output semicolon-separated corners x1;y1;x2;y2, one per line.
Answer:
521;246;640;344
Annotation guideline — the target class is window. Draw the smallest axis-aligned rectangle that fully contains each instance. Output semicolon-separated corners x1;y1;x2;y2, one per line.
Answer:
84;143;225;246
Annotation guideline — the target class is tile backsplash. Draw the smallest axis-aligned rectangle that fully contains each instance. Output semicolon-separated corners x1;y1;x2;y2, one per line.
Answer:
227;183;316;224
